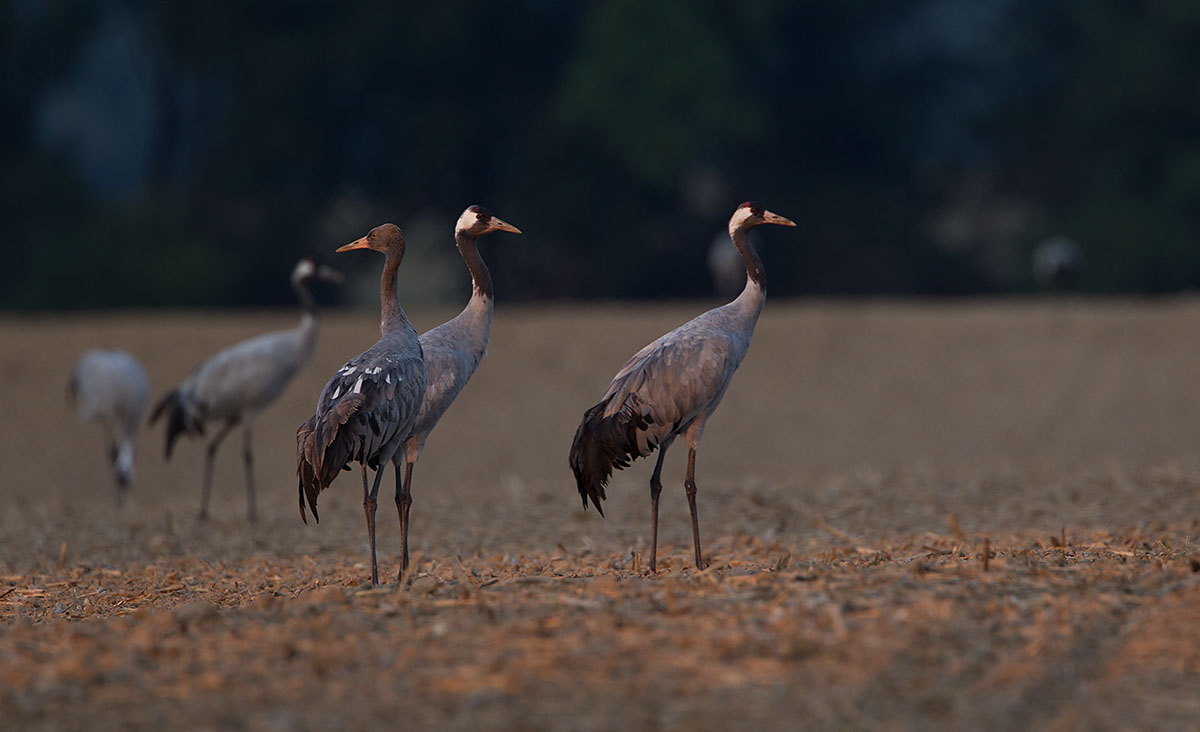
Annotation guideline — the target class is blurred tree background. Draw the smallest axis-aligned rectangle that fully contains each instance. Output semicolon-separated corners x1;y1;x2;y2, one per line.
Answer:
4;0;1200;309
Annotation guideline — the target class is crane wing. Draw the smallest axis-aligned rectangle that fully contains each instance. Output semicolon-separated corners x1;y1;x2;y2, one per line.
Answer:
298;347;425;522
570;319;742;513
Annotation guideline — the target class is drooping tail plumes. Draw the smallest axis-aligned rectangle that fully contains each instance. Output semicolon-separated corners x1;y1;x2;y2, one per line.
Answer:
569;399;656;515
149;389;203;459
297;394;367;524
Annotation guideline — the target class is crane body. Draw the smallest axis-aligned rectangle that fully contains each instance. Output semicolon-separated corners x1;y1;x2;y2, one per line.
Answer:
152;258;341;521
298;223;426;586
570;202;796;572
70;348;150;502
393;206;521;572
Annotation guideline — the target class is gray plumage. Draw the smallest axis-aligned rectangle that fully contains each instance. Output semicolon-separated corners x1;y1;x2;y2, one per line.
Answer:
69;348;150;501
397;207;521;556
570;202;796;573
151;258;342;521
297;223;427;586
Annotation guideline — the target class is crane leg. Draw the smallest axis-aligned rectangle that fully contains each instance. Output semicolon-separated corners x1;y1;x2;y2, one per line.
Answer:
103;427;124;508
360;463;379;586
647;446;670;574
199;422;235;521
395;462;414;582
242;424;257;523
684;447;705;570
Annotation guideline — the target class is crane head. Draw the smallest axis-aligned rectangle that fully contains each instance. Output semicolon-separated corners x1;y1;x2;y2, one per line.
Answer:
292;257;345;285
730;201;796;232
458;205;522;238
337;223;405;255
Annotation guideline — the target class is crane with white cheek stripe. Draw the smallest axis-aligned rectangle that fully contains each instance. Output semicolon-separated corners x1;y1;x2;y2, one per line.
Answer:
395;205;520;575
569;202;796;573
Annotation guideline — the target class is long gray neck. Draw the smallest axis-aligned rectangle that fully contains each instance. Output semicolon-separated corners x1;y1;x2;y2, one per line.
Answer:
380;247;415;335
457;230;493;302
453;230;495;350
292;274;318;317
730;226;765;290
729;225;767;318
291;275;320;352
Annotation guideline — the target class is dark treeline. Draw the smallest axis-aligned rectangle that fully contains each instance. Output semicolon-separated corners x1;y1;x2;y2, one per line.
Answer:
5;1;1200;309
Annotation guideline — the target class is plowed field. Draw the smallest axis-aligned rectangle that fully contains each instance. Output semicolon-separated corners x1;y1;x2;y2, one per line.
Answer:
3;299;1200;729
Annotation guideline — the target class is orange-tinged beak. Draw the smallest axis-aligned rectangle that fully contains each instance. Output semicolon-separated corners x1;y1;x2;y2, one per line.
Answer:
491;216;521;235
763;210;796;227
336;235;370;253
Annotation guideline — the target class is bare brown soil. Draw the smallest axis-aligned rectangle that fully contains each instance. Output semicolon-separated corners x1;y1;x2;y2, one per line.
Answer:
3;299;1200;730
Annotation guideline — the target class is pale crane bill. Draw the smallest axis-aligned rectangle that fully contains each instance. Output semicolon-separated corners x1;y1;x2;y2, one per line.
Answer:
763;210;797;227
336;236;371;253
490;217;522;235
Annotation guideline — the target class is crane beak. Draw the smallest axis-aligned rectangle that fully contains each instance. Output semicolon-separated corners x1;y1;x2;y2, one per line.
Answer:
336;235;370;253
490;217;522;235
316;264;345;284
762;210;796;227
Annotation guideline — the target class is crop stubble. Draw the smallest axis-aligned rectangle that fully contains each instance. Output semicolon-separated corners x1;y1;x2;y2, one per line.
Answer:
3;299;1200;729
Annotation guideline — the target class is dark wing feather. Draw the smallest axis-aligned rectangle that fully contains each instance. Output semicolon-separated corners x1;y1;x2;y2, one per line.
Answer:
149;388;204;459
569;323;737;512
296;347;425;522
569;396;658;515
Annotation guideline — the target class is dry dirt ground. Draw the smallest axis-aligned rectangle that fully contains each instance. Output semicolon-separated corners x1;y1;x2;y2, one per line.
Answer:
3;299;1200;730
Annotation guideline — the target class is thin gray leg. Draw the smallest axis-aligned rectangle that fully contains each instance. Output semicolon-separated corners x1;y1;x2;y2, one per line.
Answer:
200;421;236;520
242;423;257;522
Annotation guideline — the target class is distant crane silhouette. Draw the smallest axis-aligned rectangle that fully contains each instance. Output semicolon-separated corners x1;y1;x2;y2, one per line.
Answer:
151;258;343;521
70;348;150;504
394;206;521;574
570;202;796;573
1032;236;1083;291
298;223;427;586
707;229;746;297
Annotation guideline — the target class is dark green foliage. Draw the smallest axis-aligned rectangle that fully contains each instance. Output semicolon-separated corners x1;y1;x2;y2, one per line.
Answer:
4;0;1200;308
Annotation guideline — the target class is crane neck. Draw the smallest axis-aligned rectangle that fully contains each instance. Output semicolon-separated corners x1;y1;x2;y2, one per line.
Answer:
730;225;766;291
456;230;494;303
291;275;321;351
728;225;767;321
379;246;415;334
292;274;319;317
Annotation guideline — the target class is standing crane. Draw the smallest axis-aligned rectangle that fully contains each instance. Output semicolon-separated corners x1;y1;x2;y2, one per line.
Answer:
297;223;427;586
69;348;150;504
151;258;343;522
395;205;521;574
569;202;796;573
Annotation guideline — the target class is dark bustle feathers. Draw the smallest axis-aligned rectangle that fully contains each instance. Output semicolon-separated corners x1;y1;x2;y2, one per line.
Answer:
568;399;656;516
296;393;367;524
149;389;202;459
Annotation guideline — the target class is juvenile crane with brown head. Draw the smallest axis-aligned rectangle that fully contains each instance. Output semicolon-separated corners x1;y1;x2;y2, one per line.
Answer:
297;223;427;586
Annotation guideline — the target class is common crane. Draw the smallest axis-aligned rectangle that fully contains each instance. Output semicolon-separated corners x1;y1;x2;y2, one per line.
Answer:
70;348;150;504
151;257;342;521
394;206;520;574
298;224;427;586
570;202;796;572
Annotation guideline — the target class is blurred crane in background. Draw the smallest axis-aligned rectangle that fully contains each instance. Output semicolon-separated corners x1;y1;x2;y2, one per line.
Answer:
151;258;342;522
1032;236;1084;291
570;202;797;573
69;348;150;504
